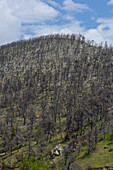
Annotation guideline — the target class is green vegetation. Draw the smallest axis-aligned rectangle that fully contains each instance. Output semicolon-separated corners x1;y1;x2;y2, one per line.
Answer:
20;156;52;170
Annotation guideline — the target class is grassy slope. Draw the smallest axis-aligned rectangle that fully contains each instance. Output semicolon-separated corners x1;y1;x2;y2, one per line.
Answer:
78;135;113;168
0;106;113;169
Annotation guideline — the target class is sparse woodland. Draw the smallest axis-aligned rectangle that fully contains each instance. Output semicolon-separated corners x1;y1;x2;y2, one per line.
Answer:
0;34;113;169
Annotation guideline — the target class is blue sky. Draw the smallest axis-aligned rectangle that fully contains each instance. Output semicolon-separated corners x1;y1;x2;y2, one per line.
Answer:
1;0;113;45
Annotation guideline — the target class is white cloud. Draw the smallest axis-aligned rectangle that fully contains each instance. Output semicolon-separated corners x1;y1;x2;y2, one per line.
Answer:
85;17;113;45
108;0;113;5
0;0;21;45
46;0;60;8
7;0;59;23
22;20;85;39
1;0;113;46
0;0;90;45
63;0;90;12
85;29;104;44
0;0;59;45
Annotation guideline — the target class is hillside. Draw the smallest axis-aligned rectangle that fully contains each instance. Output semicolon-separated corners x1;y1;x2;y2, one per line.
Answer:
0;34;113;169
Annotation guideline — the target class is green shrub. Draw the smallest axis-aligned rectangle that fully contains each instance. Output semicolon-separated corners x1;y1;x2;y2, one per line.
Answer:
106;134;113;141
82;142;88;146
19;156;52;170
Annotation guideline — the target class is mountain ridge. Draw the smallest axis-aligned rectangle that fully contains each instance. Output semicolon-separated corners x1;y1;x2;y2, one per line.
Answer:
0;34;113;169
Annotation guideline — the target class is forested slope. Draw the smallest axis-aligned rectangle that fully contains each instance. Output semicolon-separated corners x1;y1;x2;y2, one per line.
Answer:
0;34;113;169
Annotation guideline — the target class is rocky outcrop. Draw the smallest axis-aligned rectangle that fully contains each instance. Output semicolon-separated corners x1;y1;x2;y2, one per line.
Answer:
50;144;63;158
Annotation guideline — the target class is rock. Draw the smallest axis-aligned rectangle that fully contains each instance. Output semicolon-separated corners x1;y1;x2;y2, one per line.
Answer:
73;148;76;152
0;153;5;156
51;144;63;157
109;148;113;152
54;150;59;156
